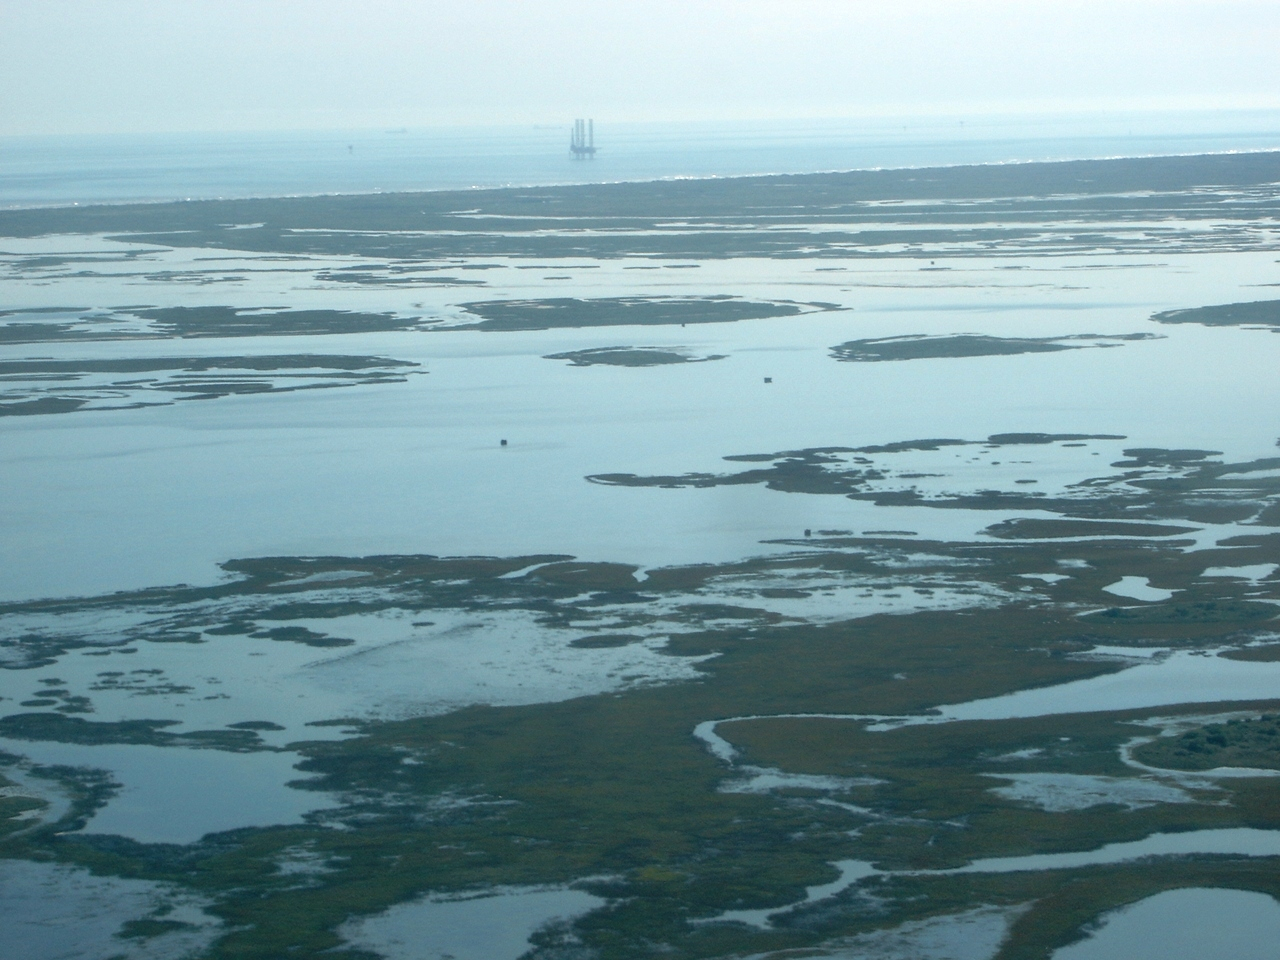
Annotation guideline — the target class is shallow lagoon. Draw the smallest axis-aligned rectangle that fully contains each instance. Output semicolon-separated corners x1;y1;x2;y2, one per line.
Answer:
0;858;221;960
340;886;606;960
2;156;1280;960
1052;887;1280;960
934;651;1280;724
3;241;1280;601
0;738;330;844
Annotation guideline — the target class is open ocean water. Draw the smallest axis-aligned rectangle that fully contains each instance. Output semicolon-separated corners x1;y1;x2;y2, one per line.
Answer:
3;110;1280;207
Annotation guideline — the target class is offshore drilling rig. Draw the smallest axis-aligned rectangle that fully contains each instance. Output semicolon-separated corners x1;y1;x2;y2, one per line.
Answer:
570;119;597;158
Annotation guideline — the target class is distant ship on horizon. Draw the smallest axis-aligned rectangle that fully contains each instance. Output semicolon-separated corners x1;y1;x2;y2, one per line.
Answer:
570;119;597;158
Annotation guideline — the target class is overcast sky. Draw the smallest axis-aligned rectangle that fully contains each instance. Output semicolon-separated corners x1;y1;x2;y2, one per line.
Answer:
2;0;1279;136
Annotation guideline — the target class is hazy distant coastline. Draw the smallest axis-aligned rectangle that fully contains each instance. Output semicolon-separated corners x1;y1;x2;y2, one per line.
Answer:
3;112;1279;209
3;150;1276;265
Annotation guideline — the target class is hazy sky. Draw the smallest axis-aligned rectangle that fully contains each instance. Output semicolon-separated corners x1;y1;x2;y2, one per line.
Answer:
2;0;1279;135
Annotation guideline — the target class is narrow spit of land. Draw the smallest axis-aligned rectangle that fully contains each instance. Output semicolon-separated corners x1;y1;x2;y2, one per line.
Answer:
1;150;1278;261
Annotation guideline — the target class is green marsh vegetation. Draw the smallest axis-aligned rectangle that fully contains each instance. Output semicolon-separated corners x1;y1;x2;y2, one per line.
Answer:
456;296;819;331
2;151;1277;262
1;475;1279;957
1154;299;1280;331
0;306;431;343
0;354;421;416
830;333;1158;363
4;363;1280;956
132;306;428;338
1223;643;1280;662
591;438;1280;529
544;346;726;367
1133;714;1280;772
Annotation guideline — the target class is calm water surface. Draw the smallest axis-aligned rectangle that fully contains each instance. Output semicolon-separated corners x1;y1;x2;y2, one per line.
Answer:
3;110;1280;206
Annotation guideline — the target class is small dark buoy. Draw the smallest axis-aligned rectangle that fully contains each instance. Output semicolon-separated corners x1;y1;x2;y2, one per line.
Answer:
804;529;811;537
500;439;508;446
764;377;772;383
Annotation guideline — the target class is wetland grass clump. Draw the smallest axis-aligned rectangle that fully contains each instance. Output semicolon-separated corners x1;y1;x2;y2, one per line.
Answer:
830;333;1156;363
984;518;1199;539
0;713;272;752
1154;299;1280;331
544;346;725;367
1082;599;1278;625
131;306;426;338
1222;643;1280;662
250;626;354;648
0;354;421;416
589;440;1280;532
1134;714;1280;771
456;296;813;331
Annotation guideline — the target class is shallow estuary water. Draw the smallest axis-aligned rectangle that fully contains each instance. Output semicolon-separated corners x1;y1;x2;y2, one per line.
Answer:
3;150;1280;959
340;886;606;960
1052;887;1280;960
0;738;330;844
3;244;1280;601
0;858;221;960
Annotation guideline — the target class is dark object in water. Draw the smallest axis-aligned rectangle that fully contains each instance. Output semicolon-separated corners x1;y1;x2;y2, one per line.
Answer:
764;377;773;383
501;439;508;446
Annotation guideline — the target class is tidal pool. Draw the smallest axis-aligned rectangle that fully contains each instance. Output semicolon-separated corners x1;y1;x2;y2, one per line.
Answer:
931;651;1280;724
983;772;1195;811
0;604;716;747
1203;563;1278;581
0;738;332;843
0;858;221;960
946;828;1280;874
339;885;606;960
1052;887;1280;960
1101;576;1175;602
